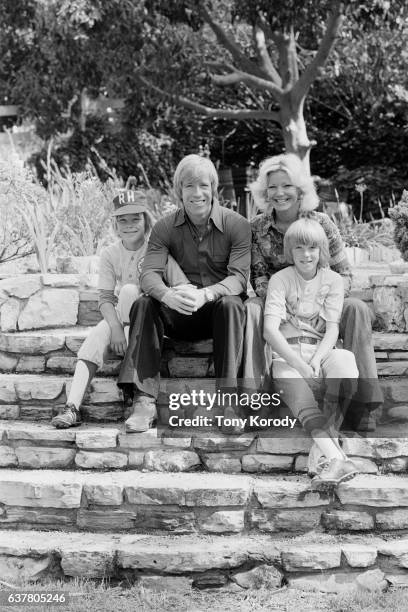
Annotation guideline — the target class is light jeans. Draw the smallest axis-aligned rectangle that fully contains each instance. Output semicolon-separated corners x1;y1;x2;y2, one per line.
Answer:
272;342;359;432
77;284;140;369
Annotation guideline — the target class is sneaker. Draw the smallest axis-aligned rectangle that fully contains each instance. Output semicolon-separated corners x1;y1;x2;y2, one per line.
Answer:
51;404;82;429
125;394;157;433
307;443;326;477
311;458;359;491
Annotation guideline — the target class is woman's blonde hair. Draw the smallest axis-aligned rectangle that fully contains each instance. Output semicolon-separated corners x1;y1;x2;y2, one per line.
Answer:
283;217;330;267
250;153;319;212
173;154;219;207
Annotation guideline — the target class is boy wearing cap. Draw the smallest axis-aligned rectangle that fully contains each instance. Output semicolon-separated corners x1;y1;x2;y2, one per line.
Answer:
118;154;251;433
52;190;187;428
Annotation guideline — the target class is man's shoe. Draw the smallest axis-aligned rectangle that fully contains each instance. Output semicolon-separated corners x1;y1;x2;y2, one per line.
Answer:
311;458;358;491
51;404;82;429
125;394;157;433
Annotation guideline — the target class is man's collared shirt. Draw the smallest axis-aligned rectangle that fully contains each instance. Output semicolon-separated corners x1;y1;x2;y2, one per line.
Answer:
140;201;251;301
250;210;352;298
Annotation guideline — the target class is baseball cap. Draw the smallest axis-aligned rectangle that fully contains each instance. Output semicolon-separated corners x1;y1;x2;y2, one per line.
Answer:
112;190;149;216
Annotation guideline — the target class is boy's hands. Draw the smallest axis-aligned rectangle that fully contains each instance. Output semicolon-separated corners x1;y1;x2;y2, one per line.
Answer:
308;355;322;377
110;323;127;355
296;361;315;379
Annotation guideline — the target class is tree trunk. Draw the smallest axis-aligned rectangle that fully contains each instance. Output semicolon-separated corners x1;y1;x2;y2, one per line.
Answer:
279;93;313;168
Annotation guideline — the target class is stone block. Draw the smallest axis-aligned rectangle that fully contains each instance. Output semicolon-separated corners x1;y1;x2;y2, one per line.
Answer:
15;377;64;401
251;508;322;532
88;379;121;403
338;475;408;507
77;509;136;531
18;289;79;330
256;436;311;454
1;298;20;331
254;479;329;508
384;380;408;402
118;430;161;449
0;331;66;354
0;476;82;508
231;564;283;589
144;449;201;472
61;546;116;578
355;569;388;593
373;332;408;351
0;507;75;526
161;435;192;449
47;355;77;373
193;433;255;452
128;451;145;468
322;510;374;531
0;379;17;403
0;276;42;298
81;404;123;422
16;355;45;373
242;454;293;473
15;447;75;468
75;429;118;449
199;510;244;533
6;424;76;442
385;406;408;423
0;352;18;371
287;572;356;594
20;406;54;420
342;544;377;568
0;405;19;419
378;541;408;568
133;507;196;533
201;454;242;473
41;274;81;287
376;508;408;530
0;446;18;467
0;555;51;582
83;482;124;506
382;457;408;473
78;301;102;326
75;451;127;469
281;545;341;571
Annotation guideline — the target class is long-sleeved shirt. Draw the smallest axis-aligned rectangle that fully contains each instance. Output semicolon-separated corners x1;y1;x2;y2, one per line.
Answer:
251;210;352;298
140;201;251;301
97;239;147;309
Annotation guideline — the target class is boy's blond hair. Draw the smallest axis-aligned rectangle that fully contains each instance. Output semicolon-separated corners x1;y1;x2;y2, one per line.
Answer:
283;217;330;267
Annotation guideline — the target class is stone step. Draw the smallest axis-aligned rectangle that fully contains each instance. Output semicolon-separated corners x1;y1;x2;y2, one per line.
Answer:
0;372;406;424
1;469;408;535
2;420;408;475
3;327;408;376
0;327;214;377
1;528;407;591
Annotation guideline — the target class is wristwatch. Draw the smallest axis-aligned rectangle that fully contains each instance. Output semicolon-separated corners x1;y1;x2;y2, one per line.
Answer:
204;287;215;302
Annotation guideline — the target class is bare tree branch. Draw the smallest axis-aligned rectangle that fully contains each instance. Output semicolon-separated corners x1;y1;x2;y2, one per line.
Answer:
198;4;265;79
136;74;281;123
286;26;299;89
253;25;282;86
292;1;345;103
208;68;284;98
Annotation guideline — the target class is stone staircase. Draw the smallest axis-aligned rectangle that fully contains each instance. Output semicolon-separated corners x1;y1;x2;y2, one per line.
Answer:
2;272;408;590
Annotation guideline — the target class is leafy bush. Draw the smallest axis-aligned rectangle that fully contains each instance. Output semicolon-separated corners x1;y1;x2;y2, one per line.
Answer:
337;217;396;249
389;189;408;261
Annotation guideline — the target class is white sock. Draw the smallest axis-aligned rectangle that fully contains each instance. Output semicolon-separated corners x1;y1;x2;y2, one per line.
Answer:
67;360;96;409
311;429;345;461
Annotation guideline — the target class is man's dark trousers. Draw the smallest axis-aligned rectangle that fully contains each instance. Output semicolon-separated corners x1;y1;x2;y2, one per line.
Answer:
118;295;246;398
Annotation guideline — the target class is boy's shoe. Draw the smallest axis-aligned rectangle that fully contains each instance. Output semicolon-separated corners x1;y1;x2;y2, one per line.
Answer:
311;458;358;491
125;394;157;433
51;404;82;429
307;442;326;477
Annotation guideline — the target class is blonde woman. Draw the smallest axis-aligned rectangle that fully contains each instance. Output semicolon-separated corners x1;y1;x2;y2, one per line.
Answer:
243;153;382;437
